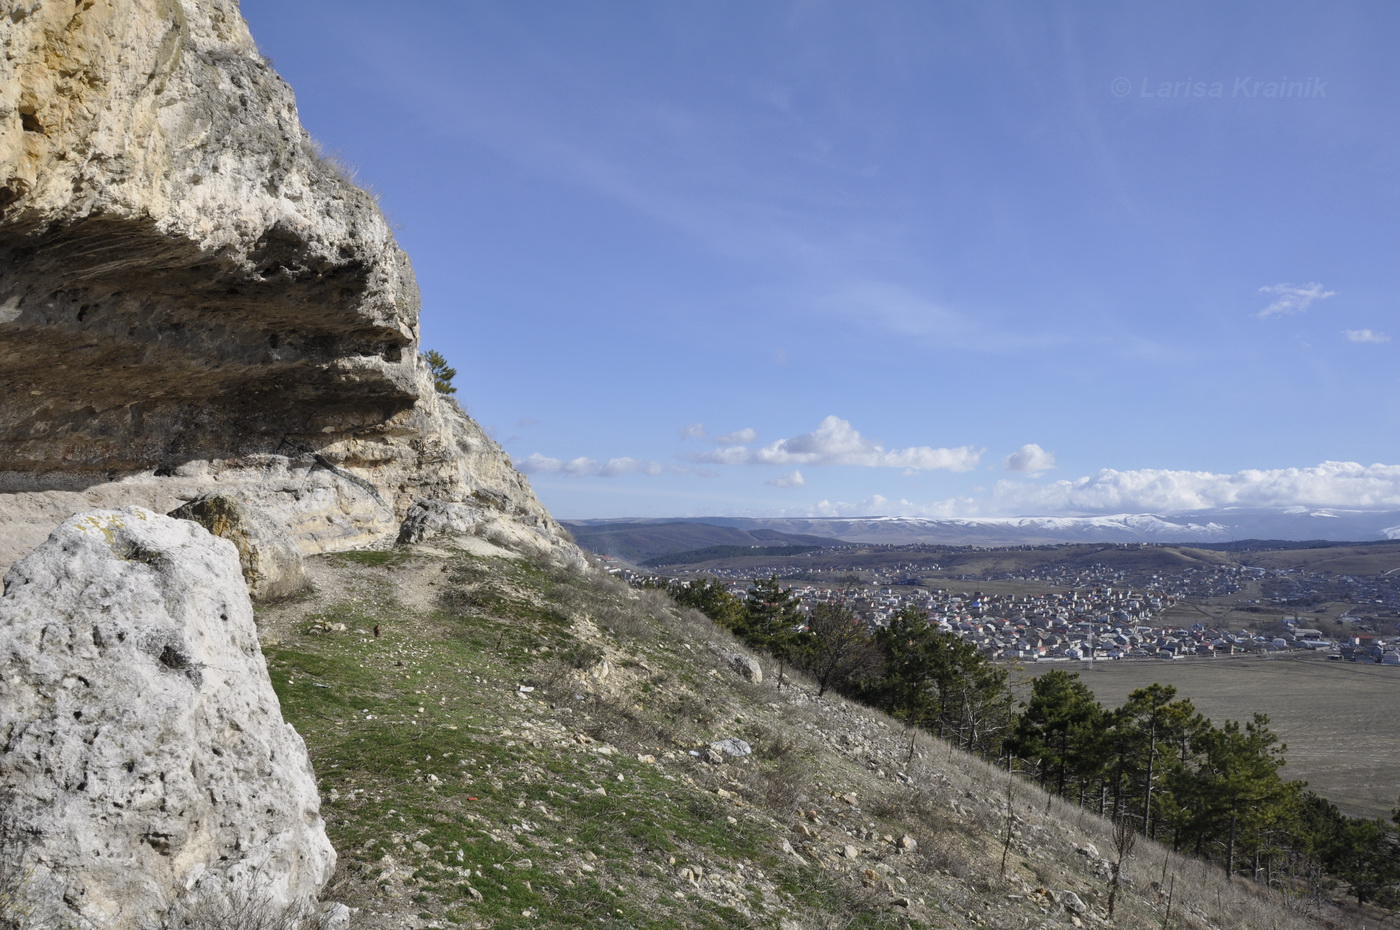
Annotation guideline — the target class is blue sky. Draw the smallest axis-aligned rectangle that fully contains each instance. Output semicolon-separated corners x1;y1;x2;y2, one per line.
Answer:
239;0;1400;520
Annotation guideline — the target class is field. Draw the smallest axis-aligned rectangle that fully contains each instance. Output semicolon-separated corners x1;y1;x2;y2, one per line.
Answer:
1020;654;1400;819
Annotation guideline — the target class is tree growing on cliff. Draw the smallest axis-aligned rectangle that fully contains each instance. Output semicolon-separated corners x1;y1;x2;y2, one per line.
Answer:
421;350;458;395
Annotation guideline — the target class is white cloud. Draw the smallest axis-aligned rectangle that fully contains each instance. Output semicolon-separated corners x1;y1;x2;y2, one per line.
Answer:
1343;329;1390;344
1257;282;1336;319
986;461;1400;515
518;453;678;478
768;470;806;488
680;424;760;444
1004;443;1056;474
686;415;982;472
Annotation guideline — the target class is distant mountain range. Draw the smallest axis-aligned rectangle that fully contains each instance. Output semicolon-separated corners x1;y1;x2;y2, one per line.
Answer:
562;520;842;564
565;508;1400;562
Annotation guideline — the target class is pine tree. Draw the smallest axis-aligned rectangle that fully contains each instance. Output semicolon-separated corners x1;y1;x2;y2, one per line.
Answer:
1007;669;1105;797
874;606;945;739
421;349;457;395
1181;714;1291;878
672;577;745;630
1109;683;1199;837
741;576;803;688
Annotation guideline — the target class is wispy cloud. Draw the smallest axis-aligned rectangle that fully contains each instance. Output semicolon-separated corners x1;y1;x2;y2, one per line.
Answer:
1003;443;1056;474
1257;282;1336;319
717;427;757;444
768;470;807;488
686;415;982;471
1343;329;1390;344
680;423;707;439
518;453;685;478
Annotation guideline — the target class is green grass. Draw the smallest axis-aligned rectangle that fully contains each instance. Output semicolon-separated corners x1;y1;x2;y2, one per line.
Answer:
262;553;853;927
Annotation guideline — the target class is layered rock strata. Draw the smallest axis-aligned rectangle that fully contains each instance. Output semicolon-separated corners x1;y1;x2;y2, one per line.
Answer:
0;0;581;571
0;508;335;928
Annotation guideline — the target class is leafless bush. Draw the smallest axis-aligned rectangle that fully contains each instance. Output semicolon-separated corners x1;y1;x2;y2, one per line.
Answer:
1108;813;1139;919
530;656;583;699
151;881;345;930
915;834;979;884
871;786;948;833
672;605;719;640
784;871;891;930
593;597;655;640
733;725;812;811
579;692;665;752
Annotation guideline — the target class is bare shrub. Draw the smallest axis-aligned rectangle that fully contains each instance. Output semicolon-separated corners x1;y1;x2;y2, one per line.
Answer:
672;605;719;640
593;597;654;640
579;692;664;752
735;724;812;811
150;885;340;930
916;834;979;884
530;656;583;699
1107;813;1139;919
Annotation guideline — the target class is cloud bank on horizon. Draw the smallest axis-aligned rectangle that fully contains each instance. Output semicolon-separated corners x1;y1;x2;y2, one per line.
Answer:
516;413;1400;519
799;463;1400;520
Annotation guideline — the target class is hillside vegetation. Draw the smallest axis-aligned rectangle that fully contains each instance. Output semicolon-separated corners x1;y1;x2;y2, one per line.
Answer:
257;547;1350;930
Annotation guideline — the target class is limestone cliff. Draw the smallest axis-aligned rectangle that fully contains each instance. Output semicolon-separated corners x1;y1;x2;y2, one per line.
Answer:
0;0;581;570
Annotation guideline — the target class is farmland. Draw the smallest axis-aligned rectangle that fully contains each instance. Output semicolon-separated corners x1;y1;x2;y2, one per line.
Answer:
1021;654;1400;819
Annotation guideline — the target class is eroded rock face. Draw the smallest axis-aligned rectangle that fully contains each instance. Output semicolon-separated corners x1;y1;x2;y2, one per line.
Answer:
168;493;308;602
0;0;581;571
0;508;334;928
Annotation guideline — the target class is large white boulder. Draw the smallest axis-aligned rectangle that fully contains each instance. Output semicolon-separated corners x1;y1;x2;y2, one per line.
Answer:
0;507;334;928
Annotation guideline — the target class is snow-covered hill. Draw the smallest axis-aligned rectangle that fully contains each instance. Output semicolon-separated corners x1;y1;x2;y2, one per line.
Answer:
577;508;1400;548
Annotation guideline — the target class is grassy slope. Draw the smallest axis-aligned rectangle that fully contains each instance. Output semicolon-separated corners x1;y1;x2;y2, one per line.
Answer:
257;547;1345;930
